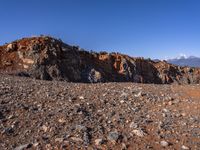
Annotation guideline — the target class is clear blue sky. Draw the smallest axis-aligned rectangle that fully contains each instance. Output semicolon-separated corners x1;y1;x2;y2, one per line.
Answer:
1;0;200;59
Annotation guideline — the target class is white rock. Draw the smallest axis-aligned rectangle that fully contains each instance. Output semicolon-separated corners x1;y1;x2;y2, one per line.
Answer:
79;96;84;100
55;138;64;143
160;140;169;147
41;125;48;132
129;122;138;128
120;100;125;103
181;145;190;150
134;91;142;97
95;139;104;145
71;137;83;142
132;129;146;137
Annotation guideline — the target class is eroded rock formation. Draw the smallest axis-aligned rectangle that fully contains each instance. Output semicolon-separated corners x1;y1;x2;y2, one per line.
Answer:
1;36;200;84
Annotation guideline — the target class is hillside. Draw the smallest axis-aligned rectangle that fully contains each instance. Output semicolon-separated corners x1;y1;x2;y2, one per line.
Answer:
1;36;200;84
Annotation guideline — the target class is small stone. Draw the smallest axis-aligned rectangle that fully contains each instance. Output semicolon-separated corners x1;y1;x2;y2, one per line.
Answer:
58;118;66;123
134;91;142;97
2;127;14;135
14;143;32;150
162;108;169;113
79;96;84;100
75;125;87;132
95;138;104;145
120;92;128;100
71;137;83;142
168;101;173;105
107;131;120;143
83;132;90;145
160;140;169;147
129;122;138;128
33;143;39;147
108;120;111;124
55;138;64;143
121;143;127;150
181;145;190;150
181;113;186;117
41;125;48;132
120;100;125;103
132;129;146;137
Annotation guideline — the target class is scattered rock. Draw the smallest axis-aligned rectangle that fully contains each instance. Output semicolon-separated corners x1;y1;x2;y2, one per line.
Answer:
0;74;199;149
107;131;120;143
160;140;169;147
121;143;127;150
129;122;138;128
55;138;64;143
41;125;48;132
134;91;142;97
132;129;146;137
95;138;104;145
181;145;190;150
71;137;83;142
75;125;87;132
14;143;32;150
83;131;90;145
79;96;84;100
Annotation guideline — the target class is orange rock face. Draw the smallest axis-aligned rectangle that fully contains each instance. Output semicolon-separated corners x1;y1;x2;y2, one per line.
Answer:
0;36;200;84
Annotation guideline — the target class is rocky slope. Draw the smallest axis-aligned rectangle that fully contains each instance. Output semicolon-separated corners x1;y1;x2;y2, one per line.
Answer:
1;36;200;84
0;75;200;149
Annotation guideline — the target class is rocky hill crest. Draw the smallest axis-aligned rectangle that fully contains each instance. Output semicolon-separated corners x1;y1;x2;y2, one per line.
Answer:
1;36;200;84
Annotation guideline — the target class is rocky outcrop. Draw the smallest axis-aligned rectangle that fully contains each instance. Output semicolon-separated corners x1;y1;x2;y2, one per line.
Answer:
1;36;200;84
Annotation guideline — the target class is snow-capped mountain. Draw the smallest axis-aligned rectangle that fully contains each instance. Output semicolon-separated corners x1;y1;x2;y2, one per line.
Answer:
167;55;200;67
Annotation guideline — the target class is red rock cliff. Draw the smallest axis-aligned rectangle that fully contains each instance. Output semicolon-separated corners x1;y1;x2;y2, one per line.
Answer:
1;36;200;84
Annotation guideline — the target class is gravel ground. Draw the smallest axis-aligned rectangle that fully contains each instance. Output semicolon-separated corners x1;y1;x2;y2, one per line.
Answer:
0;74;200;150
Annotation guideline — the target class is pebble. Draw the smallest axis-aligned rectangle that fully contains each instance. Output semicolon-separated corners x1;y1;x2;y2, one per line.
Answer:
75;125;87;132
168;101;173;105
58;118;66;123
79;96;84;100
121;143;127;150
160;140;169;147
14;143;32;150
83;132;90;145
71;137;83;142
134;91;142;97
132;129;146;137
120;100;125;103
55;138;64;143
95;138;104;145
181;145;190;150
41;125;48;132
129;122;138;128
107;131;120;143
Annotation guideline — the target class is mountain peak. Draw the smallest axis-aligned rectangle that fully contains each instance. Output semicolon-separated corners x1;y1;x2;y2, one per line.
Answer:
167;55;200;67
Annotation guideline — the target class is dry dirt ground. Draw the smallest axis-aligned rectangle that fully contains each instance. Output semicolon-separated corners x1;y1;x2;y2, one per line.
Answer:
0;74;200;150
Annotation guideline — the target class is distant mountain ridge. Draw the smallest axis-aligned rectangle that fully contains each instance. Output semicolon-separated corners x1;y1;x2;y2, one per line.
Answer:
167;56;200;68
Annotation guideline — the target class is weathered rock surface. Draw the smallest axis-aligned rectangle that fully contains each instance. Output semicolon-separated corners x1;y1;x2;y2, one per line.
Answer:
1;36;200;84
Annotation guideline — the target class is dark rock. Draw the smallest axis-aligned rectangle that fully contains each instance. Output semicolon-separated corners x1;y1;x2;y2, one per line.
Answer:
107;131;121;143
